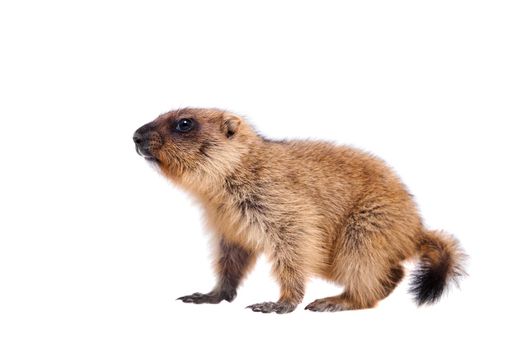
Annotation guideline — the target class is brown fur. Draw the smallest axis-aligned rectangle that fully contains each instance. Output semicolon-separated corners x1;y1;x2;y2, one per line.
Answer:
133;108;466;313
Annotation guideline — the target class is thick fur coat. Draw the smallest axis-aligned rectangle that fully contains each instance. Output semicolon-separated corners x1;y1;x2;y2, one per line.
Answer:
133;108;466;313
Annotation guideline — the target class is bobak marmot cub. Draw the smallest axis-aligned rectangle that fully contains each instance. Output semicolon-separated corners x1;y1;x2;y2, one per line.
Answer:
133;108;466;313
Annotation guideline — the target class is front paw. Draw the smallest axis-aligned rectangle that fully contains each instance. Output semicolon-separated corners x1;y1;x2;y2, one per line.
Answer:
177;292;228;304
246;301;297;314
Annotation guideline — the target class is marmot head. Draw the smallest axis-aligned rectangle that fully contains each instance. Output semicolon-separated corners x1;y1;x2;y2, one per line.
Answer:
133;108;255;182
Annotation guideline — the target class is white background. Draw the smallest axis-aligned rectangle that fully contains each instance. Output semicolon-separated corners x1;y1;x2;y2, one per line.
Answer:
1;1;524;349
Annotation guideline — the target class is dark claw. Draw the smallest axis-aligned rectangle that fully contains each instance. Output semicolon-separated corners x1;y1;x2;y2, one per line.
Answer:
246;301;296;314
304;299;345;312
177;292;227;304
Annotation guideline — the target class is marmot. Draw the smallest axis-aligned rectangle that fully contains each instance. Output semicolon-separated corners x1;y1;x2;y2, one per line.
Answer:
133;108;466;313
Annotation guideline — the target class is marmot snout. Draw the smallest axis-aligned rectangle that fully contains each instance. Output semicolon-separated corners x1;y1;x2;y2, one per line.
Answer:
133;108;466;313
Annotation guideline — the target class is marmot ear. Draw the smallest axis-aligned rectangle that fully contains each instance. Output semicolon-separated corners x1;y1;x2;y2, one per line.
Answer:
222;113;241;138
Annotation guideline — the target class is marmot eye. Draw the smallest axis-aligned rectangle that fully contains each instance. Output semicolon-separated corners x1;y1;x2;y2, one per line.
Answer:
175;118;194;132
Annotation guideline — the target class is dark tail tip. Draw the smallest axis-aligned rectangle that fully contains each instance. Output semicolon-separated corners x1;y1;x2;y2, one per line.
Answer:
409;230;467;306
409;256;449;305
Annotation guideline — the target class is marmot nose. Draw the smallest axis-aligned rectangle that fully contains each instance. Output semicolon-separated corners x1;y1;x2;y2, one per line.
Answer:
134;122;155;144
133;131;143;145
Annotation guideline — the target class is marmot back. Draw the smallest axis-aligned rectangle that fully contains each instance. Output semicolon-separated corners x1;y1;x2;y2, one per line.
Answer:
133;108;466;313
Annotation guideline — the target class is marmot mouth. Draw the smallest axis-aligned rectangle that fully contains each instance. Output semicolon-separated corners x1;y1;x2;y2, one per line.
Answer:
136;144;159;163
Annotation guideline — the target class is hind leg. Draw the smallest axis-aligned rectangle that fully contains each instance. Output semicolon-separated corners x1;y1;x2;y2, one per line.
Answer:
305;293;365;312
306;203;418;312
305;264;405;312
